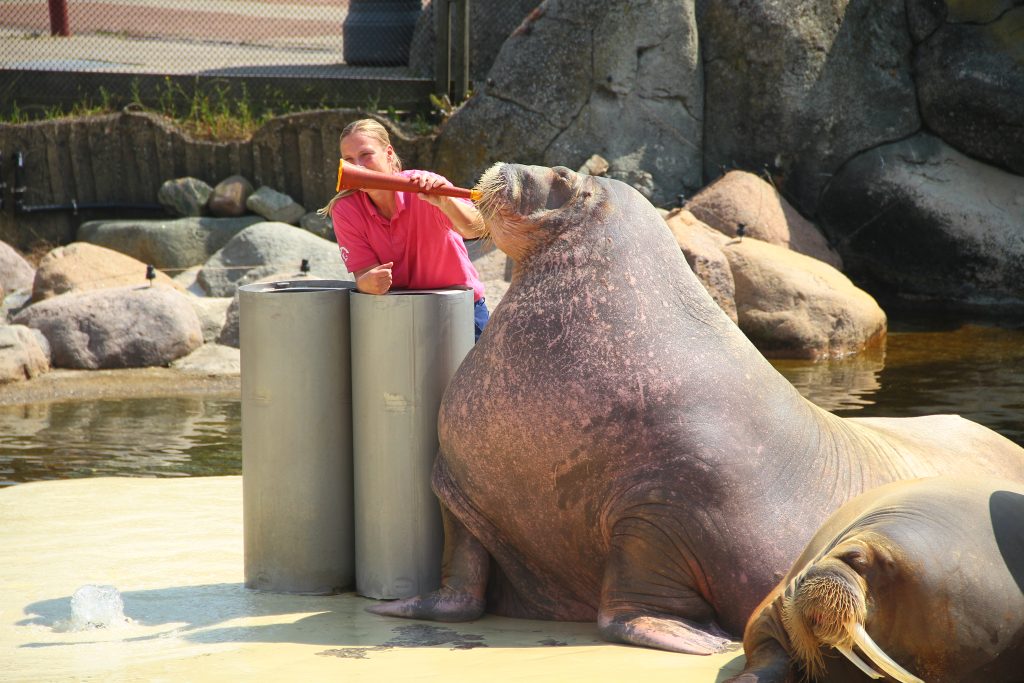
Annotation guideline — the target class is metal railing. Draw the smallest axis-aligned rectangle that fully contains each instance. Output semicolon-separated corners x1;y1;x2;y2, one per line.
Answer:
0;0;478;117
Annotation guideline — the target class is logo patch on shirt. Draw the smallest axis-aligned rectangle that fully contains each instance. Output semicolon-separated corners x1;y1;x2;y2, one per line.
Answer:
339;246;350;264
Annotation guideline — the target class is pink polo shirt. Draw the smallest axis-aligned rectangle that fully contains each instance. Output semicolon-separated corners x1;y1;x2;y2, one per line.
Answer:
331;171;484;302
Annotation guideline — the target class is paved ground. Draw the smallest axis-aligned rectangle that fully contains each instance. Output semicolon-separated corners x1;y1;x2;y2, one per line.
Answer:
1;476;747;682
0;0;418;75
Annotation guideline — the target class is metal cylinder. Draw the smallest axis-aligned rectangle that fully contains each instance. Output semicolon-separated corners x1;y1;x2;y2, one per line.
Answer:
240;279;355;594
351;288;475;599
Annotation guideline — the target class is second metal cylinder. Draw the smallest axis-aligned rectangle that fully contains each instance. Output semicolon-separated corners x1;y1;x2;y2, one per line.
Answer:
351;289;475;599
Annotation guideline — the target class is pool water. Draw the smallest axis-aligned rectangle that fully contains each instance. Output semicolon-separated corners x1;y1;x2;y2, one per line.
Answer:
1;321;1021;486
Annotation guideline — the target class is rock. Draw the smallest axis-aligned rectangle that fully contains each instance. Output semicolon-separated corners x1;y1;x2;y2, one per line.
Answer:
299;211;335;241
0;241;35;294
157;177;213;217
698;0;919;212
723;238;887;360
246;186;306;224
171;343;239;376
77;215;263;270
665;209;738;324
186;296;232;344
686;171;842;269
207;175;255;217
217;294;241;348
197;222;352;297
434;0;703;205
915;5;1024;176
0;324;50;383
577;154;610;177
13;286;203;369
818;133;1024;308
31;243;184;302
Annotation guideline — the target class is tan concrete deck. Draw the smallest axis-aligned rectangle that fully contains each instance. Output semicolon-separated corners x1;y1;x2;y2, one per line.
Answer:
0;476;746;682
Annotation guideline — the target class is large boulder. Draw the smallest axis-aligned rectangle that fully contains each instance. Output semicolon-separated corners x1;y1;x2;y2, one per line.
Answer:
818;133;1024;308
434;0;704;206
197;222;352;297
31;243;184;302
0;324;50;383
664;209;738;324
0;242;35;295
13;286;203;369
694;0;918;212
723;238;887;360
685;171;842;269
914;2;1024;176
77;216;263;271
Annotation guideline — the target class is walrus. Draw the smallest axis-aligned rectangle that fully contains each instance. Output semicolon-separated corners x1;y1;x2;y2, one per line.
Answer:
367;163;1024;654
728;475;1024;682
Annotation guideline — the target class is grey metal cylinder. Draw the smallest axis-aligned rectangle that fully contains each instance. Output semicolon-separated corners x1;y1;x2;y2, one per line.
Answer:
240;279;356;594
351;288;475;599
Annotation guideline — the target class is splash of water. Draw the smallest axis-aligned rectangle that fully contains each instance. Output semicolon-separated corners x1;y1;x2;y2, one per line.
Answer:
56;584;131;631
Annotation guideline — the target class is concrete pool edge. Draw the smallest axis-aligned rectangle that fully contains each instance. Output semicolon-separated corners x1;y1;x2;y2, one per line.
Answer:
0;476;745;682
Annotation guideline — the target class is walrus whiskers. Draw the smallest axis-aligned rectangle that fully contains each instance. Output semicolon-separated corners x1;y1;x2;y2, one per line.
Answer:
780;561;923;683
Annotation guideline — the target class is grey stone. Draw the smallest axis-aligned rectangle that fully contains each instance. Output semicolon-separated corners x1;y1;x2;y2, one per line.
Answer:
0;241;35;294
434;0;703;206
13;286;203;369
171;343;239;376
77;215;263;270
197;222;352;297
187;296;233;344
915;6;1024;176
246;186;306;224
819;133;1024;308
158;177;213;217
577;154;610;177
299;211;335;241
700;0;919;212
0;324;50;384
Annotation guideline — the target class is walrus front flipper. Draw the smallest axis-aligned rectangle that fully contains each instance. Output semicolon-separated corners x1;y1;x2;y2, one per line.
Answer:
365;507;488;622
596;516;736;654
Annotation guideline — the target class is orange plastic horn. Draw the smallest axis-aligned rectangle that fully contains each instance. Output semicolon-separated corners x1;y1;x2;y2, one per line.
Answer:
335;159;482;201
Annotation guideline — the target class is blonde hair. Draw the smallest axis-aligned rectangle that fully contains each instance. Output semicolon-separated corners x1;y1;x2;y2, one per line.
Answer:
318;118;403;218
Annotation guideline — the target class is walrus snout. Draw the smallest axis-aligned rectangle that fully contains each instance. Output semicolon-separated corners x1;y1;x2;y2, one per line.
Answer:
780;546;923;683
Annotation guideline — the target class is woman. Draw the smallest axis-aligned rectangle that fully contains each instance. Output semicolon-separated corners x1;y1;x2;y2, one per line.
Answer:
320;119;489;340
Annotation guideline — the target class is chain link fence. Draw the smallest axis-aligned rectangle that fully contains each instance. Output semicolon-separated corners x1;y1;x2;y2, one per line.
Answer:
0;1;541;119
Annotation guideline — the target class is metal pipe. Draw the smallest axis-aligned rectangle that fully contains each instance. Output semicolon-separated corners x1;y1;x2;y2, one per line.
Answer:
12;150;162;214
48;0;71;37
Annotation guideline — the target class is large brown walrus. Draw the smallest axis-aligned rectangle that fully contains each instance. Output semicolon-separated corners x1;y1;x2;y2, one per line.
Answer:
727;475;1024;682
367;163;1024;654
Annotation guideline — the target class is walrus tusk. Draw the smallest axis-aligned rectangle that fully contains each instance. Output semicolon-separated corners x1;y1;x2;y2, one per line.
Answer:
851;623;924;683
836;645;884;679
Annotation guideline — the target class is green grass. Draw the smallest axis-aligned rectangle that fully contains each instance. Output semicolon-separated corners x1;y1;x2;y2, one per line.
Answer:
1;77;441;141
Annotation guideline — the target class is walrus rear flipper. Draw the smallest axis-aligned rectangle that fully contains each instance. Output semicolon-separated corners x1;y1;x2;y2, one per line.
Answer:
365;507;487;622
597;515;737;655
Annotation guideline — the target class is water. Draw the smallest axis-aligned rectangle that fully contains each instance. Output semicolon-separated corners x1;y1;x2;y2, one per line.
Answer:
57;585;131;632
0;322;1020;486
0;397;241;486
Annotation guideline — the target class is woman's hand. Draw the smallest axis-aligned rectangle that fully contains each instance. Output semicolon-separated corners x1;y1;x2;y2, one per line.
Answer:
408;171;453;207
355;262;393;295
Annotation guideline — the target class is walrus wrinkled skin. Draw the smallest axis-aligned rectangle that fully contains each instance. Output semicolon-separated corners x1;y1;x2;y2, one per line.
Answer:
367;163;1024;654
729;476;1024;682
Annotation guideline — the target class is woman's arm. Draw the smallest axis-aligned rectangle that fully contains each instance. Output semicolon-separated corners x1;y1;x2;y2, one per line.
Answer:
353;262;394;295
